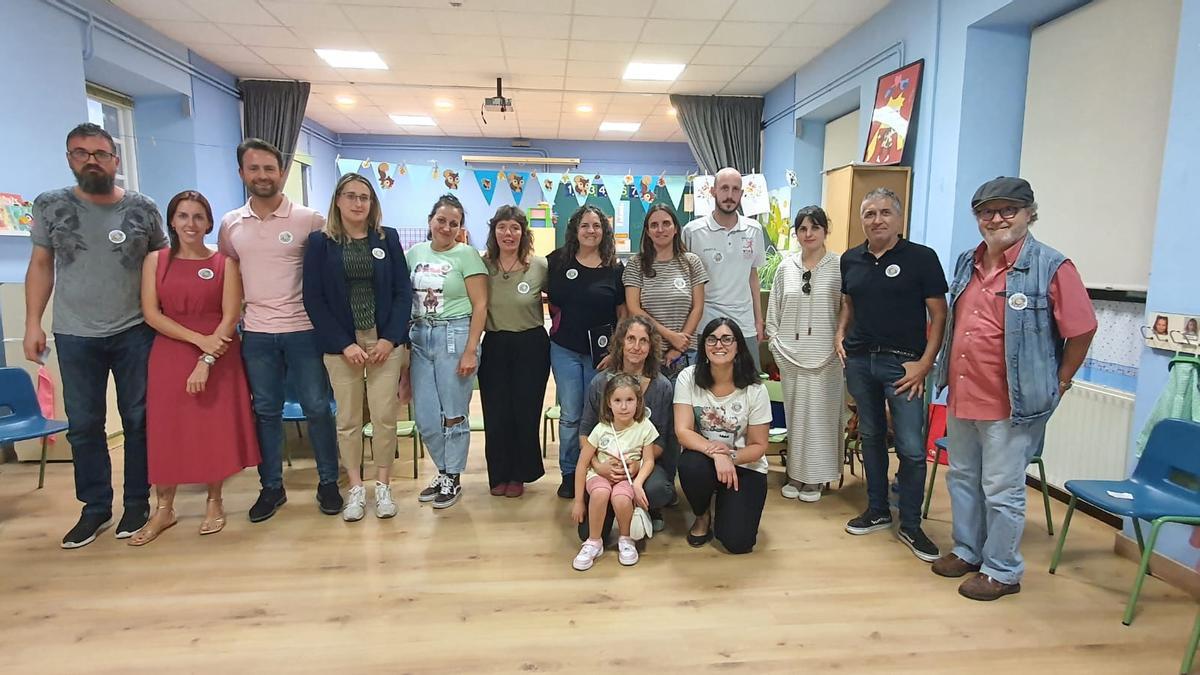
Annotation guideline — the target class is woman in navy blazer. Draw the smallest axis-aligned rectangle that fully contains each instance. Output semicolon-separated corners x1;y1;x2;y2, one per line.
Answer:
303;172;412;522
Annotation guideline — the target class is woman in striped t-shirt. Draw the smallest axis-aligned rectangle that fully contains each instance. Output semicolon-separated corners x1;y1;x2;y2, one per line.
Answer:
623;204;708;379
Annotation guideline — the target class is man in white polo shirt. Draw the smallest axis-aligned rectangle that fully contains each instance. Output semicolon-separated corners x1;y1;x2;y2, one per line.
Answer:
682;167;766;370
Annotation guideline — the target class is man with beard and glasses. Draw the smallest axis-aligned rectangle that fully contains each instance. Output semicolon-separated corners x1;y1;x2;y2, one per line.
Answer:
682;167;766;371
25;122;167;549
218;138;343;522
931;177;1095;601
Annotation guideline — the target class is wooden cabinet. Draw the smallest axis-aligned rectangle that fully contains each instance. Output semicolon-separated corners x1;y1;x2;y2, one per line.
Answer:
821;163;912;254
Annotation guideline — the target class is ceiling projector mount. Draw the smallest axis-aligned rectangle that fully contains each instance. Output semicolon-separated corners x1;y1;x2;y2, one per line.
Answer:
480;77;513;125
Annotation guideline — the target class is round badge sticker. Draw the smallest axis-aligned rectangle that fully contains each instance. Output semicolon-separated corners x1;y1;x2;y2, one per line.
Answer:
597;335;609;348
278;231;294;245
1008;292;1029;311
107;229;126;244
599;435;613;450
516;281;531;294
645;406;653;419
713;252;724;263
673;277;687;291
197;268;214;280
565;268;579;280
731;401;744;413
885;264;901;278
371;247;385;260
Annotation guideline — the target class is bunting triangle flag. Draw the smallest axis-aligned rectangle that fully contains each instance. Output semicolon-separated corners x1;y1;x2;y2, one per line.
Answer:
408;163;433;188
570;173;591;207
473;169;499;204
336;157;362;178
507;171;530;204
663;175;686;211
537;173;556;202
584;174;615;219
372;162;397;190
602;175;627;201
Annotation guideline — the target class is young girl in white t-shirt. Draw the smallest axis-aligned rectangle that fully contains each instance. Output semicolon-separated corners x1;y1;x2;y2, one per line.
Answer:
571;373;659;571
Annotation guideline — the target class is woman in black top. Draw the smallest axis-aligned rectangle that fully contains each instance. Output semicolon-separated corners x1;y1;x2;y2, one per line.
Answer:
546;205;626;498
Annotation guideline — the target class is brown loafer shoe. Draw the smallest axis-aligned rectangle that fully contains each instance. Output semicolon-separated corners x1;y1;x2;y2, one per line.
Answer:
958;573;1021;601
932;553;982;578
504;482;524;498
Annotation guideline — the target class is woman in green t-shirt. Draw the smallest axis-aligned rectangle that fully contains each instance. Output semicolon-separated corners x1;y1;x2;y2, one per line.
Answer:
405;194;488;509
478;205;549;498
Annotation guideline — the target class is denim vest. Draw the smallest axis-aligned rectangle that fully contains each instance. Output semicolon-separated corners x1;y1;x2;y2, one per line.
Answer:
934;234;1066;424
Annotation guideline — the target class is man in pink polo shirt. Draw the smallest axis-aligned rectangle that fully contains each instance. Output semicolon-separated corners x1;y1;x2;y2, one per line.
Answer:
933;177;1096;601
218;138;342;522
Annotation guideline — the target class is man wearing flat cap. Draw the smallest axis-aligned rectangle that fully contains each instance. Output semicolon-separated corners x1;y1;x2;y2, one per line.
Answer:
932;177;1096;601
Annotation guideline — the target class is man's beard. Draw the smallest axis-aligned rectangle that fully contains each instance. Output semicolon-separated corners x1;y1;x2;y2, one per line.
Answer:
75;168;115;195
715;201;739;215
249;181;279;198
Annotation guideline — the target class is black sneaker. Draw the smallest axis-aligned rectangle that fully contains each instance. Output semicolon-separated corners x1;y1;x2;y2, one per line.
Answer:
317;481;343;515
650;508;665;533
845;509;893;535
61;512;114;549
557;473;575;499
114;503;150;539
248;486;287;523
899;527;940;562
419;474;446;503
433;473;462;509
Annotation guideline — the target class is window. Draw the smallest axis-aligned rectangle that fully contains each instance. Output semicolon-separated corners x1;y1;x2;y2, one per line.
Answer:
85;84;139;192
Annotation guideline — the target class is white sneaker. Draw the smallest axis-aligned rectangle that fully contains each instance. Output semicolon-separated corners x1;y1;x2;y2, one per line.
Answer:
799;486;822;502
781;483;800;499
618;536;639;566
572;539;603;571
375;481;397;519
343;485;366;522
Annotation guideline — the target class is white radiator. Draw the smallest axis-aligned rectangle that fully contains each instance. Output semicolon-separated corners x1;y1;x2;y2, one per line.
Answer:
1037;382;1136;489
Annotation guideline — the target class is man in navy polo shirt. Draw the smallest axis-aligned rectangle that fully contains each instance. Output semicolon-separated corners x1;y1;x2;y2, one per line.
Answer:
835;187;948;563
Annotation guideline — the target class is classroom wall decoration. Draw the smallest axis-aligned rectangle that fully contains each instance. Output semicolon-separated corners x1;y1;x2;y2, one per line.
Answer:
863;59;924;166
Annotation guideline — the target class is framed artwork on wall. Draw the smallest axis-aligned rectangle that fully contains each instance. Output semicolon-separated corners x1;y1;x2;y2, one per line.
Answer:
863;59;924;166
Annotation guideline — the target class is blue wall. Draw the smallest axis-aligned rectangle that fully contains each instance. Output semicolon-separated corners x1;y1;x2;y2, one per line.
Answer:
1124;0;1200;567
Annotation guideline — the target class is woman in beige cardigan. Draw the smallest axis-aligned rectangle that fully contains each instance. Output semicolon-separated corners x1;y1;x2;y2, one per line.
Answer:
765;206;844;502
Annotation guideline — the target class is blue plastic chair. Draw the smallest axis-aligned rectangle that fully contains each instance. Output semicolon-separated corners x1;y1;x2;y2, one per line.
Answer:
0;367;69;489
1048;418;1200;626
281;384;336;468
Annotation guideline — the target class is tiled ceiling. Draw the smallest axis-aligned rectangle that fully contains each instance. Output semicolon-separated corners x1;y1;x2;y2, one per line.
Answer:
111;0;890;142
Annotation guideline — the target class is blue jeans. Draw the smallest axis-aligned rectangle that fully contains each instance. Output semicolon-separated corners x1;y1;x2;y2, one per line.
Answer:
242;330;339;489
844;352;928;531
946;415;1049;584
549;341;595;476
410;317;476;475
55;323;154;516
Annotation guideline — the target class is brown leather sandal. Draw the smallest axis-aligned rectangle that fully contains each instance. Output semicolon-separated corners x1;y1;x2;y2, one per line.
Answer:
199;498;226;535
128;505;176;546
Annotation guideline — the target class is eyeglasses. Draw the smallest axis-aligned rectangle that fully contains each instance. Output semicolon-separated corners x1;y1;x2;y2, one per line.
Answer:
704;335;736;347
802;270;812;295
339;193;371;204
68;149;115;163
974;205;1021;221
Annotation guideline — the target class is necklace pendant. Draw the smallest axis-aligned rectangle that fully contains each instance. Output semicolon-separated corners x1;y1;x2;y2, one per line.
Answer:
502;272;510;280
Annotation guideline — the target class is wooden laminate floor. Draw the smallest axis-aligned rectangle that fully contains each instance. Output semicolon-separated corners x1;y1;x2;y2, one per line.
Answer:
1;423;1196;673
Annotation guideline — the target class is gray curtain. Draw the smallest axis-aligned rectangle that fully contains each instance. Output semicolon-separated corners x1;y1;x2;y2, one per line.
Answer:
238;79;311;172
669;95;764;175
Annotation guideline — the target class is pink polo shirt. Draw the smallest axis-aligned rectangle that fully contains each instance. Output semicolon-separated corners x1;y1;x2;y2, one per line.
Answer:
218;195;325;333
947;238;1097;421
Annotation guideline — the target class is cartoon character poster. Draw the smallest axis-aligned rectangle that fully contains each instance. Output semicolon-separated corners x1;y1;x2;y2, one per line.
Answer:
411;261;453;317
863;59;924;166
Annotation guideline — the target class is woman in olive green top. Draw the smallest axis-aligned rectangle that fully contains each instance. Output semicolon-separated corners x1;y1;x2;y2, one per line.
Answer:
478;205;549;497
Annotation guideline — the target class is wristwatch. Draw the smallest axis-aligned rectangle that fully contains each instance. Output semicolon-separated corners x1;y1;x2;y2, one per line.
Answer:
1059;379;1072;391
199;354;216;366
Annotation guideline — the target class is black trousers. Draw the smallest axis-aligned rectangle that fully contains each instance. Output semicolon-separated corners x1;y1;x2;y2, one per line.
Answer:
677;450;767;554
576;464;676;541
478;328;550;488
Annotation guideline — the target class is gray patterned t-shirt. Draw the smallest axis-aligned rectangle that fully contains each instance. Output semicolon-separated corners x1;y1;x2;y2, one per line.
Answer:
31;188;166;337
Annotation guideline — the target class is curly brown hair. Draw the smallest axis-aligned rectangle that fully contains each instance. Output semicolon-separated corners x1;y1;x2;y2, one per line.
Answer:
605;315;662;379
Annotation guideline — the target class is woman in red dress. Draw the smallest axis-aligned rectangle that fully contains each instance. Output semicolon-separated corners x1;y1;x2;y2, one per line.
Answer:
131;190;259;545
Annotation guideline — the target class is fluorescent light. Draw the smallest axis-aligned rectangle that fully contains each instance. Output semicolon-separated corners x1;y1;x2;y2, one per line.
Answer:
622;62;685;81
335;95;356;106
576;104;593;113
315;49;388;70
434;99;454;110
600;121;640;132
389;114;437;126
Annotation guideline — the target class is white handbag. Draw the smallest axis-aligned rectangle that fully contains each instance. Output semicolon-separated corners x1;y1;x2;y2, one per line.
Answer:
614;434;653;541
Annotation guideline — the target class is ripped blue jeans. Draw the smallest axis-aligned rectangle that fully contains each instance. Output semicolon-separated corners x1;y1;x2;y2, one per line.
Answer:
410;316;478;474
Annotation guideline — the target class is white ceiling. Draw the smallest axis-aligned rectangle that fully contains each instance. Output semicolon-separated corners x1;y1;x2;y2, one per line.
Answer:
111;0;889;142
